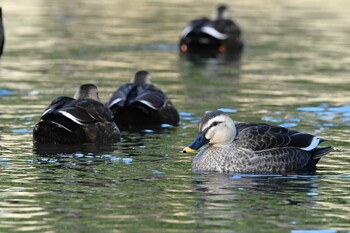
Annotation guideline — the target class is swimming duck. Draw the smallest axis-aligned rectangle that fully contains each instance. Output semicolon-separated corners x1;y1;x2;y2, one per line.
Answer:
0;8;5;56
33;84;120;144
183;110;332;174
179;4;243;60
107;70;180;128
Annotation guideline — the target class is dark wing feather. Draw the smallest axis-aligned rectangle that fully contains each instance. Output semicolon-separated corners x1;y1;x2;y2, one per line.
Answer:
182;18;211;38
131;84;166;109
235;123;319;151
61;99;114;124
213;18;243;54
107;84;134;108
35;97;119;144
158;100;180;125
214;19;241;36
41;96;74;118
108;83;166;110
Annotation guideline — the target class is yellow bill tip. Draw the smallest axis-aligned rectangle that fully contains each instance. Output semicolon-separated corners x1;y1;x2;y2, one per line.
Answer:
182;147;196;153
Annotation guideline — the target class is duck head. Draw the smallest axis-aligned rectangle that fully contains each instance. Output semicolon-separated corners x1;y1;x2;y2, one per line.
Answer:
74;84;100;101
213;4;231;20
183;110;237;153
132;70;152;84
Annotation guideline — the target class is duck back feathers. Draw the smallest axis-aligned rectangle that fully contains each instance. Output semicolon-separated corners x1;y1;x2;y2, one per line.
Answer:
107;71;179;127
179;5;243;59
33;85;120;144
234;123;322;151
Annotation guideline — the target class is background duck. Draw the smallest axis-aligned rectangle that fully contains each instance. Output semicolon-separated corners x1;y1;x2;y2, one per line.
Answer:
179;4;243;61
107;70;180;128
33;84;120;144
0;8;5;56
183;110;332;174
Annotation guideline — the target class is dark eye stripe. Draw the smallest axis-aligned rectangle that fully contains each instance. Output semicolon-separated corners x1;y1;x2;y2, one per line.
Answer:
211;121;222;128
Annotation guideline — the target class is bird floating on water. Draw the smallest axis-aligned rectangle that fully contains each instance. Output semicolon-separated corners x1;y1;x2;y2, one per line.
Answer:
107;70;180;128
183;110;332;174
33;84;120;144
179;4;243;61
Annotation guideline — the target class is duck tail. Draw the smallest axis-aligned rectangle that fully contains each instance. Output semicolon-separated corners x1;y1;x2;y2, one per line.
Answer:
312;146;333;161
301;146;333;173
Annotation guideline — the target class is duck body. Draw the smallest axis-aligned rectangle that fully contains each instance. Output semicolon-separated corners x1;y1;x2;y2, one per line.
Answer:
179;5;243;61
107;71;179;128
184;111;332;174
33;84;120;145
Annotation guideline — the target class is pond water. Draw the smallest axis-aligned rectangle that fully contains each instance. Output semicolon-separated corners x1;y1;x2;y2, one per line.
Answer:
1;0;350;232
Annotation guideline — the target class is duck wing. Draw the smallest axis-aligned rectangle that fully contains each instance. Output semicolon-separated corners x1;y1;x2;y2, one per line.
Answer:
35;97;119;144
181;17;211;38
129;84;167;110
213;18;241;36
107;83;134;108
235;123;322;151
134;85;179;125
158;100;180;126
108;84;166;110
41;96;74;118
60;99;114;124
59;99;119;143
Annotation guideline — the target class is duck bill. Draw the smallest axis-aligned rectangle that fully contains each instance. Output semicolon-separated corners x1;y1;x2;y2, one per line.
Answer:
182;131;209;153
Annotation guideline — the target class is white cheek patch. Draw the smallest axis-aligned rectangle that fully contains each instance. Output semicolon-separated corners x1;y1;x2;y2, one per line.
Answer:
108;98;123;108
58;111;84;125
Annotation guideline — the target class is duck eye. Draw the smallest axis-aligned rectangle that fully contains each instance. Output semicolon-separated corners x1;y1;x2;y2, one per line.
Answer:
212;122;219;126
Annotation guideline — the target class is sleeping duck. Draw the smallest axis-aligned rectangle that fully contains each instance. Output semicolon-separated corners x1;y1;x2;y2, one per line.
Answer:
33;84;120;144
179;4;243;60
0;8;5;56
183;110;332;174
107;70;180;128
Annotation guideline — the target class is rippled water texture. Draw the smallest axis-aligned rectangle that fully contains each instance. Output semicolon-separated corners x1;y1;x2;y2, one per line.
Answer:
1;0;350;232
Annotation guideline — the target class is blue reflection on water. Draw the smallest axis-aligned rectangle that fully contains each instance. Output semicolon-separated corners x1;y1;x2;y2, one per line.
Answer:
296;107;325;112
297;105;350;124
279;123;297;128
0;158;11;165
11;129;32;134
218;108;237;113
143;129;154;133
261;116;300;128
0;89;14;96
101;155;133;164
152;170;165;175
